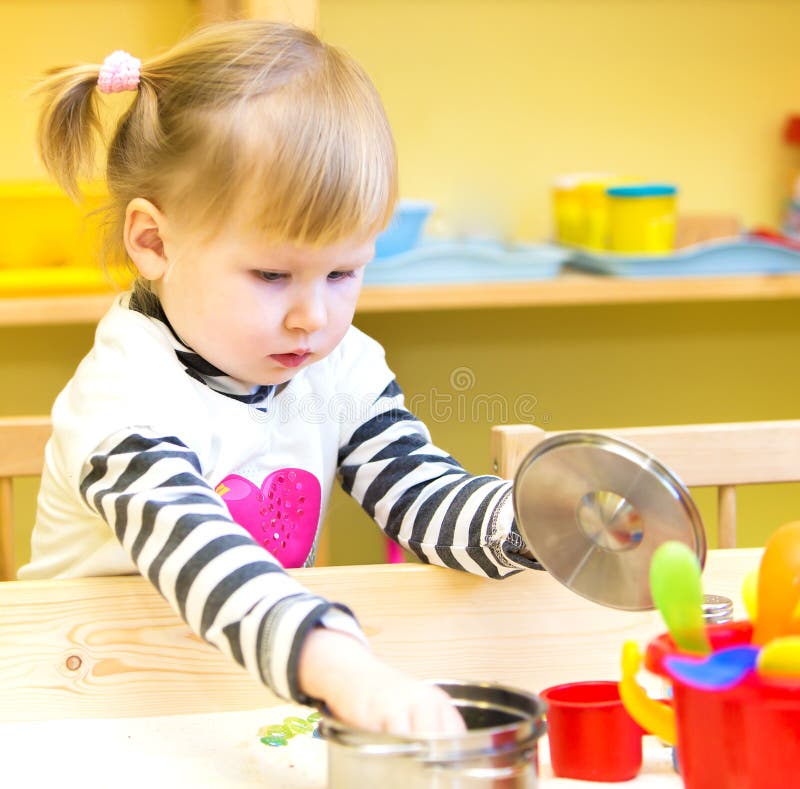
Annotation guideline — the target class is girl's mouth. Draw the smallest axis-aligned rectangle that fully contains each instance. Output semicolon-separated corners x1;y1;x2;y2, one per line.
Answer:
271;352;311;368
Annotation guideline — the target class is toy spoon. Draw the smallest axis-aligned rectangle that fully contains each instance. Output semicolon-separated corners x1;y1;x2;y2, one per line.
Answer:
752;521;800;645
650;541;711;654
741;568;758;622
757;636;800;678
664;645;759;691
742;567;800;626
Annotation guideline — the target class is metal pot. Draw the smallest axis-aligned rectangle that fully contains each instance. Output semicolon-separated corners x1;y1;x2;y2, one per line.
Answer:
320;680;546;788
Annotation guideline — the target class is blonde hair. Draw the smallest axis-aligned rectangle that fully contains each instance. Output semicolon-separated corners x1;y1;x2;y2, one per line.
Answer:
35;20;398;270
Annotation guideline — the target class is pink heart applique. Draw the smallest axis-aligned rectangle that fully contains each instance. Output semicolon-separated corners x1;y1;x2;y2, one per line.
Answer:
215;468;321;568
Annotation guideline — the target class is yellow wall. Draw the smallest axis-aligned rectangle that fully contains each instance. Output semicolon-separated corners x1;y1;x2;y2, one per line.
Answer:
4;1;800;571
306;0;800;563
320;0;800;239
0;1;199;179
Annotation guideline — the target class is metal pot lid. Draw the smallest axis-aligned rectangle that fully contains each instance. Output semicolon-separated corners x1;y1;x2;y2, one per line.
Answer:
513;431;706;611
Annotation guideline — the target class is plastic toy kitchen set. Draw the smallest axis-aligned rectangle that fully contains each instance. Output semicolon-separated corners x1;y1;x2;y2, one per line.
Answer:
510;431;800;788
549;171;800;278
307;434;800;788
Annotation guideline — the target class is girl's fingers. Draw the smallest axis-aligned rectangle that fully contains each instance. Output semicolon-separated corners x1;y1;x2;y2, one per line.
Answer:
406;687;467;736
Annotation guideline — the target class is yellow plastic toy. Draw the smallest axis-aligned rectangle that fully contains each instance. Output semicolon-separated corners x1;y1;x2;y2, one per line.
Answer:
618;640;676;746
757;636;800;678
752;521;800;645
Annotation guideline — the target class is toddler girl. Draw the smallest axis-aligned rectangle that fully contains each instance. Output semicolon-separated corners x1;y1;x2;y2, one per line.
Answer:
20;20;538;735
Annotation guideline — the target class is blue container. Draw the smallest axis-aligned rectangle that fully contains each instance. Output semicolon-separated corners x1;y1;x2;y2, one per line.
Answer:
374;200;434;259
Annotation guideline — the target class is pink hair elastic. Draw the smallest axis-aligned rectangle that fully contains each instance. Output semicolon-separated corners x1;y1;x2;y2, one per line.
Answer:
97;50;141;94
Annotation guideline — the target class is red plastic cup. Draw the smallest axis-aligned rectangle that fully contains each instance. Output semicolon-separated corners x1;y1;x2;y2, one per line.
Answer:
540;680;644;782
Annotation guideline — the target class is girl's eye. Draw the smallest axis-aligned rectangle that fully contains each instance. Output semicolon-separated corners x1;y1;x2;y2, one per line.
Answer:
328;270;357;281
258;271;287;282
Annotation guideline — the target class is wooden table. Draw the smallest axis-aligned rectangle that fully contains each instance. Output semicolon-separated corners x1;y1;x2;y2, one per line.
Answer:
0;549;761;786
0;705;681;788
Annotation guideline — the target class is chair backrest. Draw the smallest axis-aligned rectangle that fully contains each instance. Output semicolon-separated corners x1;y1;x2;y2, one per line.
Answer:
491;421;800;548
0;416;51;581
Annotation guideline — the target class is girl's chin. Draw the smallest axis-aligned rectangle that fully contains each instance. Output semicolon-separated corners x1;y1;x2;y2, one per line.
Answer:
255;365;305;387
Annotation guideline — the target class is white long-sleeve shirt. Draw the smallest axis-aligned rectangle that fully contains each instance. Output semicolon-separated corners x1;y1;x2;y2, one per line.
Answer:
20;290;537;703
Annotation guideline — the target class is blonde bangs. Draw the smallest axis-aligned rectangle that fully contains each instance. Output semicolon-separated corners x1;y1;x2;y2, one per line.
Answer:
164;48;398;248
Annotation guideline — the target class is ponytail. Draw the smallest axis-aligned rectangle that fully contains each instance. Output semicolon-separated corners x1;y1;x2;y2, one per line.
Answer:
35;64;106;202
33;55;165;271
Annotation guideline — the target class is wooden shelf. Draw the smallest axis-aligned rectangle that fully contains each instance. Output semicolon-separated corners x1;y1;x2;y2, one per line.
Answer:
0;292;118;327
357;271;800;312
4;271;800;326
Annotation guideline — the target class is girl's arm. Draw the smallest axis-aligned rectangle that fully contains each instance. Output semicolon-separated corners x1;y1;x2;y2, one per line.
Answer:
80;428;464;734
80;429;360;701
338;380;540;577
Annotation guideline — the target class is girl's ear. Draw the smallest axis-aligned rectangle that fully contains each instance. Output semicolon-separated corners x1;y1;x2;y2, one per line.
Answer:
124;198;171;281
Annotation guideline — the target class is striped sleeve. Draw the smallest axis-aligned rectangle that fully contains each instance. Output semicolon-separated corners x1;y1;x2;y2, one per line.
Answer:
338;380;540;578
79;428;366;703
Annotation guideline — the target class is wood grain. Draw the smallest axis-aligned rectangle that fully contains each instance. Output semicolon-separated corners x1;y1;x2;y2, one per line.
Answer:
355;272;800;312
492;421;800;487
0;416;52;580
0;416;51;476
4;271;800;326
492;421;800;548
0;549;760;721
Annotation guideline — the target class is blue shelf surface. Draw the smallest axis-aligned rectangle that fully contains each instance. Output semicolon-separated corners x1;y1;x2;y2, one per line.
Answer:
363;240;568;285
567;238;800;278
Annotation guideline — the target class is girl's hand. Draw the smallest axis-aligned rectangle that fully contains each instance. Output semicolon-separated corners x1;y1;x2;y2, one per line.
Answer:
298;627;467;736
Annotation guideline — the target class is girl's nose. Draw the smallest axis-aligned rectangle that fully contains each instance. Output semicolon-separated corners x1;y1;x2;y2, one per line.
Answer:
285;291;326;334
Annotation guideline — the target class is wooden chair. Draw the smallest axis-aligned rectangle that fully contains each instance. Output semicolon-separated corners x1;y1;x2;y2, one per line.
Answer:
0;416;51;581
491;420;800;549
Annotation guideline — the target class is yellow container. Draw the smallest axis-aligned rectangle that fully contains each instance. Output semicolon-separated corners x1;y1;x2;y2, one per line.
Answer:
553;174;638;249
578;180;614;250
0;266;119;297
553;175;589;246
607;184;678;253
0;180;107;269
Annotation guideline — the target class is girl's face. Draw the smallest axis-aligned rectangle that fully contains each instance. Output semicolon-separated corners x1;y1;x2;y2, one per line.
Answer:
153;226;375;386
